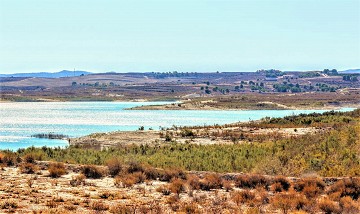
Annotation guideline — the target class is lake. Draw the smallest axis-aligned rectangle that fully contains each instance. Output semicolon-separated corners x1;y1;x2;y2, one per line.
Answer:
0;102;354;150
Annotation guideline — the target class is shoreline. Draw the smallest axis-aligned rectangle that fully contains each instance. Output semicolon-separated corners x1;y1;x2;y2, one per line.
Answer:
126;103;360;111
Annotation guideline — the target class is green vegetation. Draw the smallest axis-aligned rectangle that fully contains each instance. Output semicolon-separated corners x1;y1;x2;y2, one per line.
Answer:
343;75;358;82
298;71;320;78
259;109;359;127
4;109;359;177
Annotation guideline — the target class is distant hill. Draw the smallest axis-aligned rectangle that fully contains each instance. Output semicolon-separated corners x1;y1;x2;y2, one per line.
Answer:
339;69;360;74
0;70;92;78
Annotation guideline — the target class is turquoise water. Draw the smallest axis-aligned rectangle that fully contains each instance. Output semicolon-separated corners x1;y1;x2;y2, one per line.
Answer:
0;102;354;150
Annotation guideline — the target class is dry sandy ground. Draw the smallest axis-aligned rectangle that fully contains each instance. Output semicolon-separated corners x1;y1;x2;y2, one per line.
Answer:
70;126;321;149
1;163;359;214
0;163;260;214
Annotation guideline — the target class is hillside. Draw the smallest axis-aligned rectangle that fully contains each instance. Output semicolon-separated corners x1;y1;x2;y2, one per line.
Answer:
0;70;92;78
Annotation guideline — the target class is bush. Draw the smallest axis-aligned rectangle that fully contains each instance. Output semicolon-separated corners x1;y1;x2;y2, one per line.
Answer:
328;178;360;200
180;202;199;213
293;178;325;192
271;182;284;192
274;176;291;191
0;200;18;209
271;193;296;214
222;179;233;192
106;158;123;177
115;172;145;188
231;190;256;206
158;169;186;182
156;185;171;195
143;166;159;180
3;153;19;166
48;162;67;178
127;161;144;174
23;153;36;163
20;163;38;174
199;173;223;191
81;165;104;179
235;174;270;189
318;198;341;214
303;184;322;199
339;196;360;213
110;204;135;214
91;201;109;211
169;178;185;195
180;129;195;137
187;175;201;190
132;172;146;183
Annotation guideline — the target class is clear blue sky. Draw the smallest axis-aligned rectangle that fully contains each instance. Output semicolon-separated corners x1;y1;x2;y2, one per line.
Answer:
0;0;359;74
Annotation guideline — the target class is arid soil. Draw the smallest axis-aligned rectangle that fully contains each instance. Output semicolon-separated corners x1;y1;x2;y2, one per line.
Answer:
0;162;359;213
70;125;323;149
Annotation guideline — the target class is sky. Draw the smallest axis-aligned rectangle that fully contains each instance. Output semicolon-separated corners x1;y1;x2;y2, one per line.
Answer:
0;0;359;74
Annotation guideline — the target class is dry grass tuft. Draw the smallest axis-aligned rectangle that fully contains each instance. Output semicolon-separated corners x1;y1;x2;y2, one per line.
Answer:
48;162;67;178
106;157;123;177
81;165;104;179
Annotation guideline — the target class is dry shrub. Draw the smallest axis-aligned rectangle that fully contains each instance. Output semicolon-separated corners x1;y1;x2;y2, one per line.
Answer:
187;175;201;190
99;192;116;199
245;207;261;214
303;184;322;199
27;177;35;188
292;195;311;211
20;163;38;174
0;153;4;163
231;190;256;206
328;178;360;200
64;205;77;211
158;168;187;182
48;162;67;178
167;195;180;211
318;198;341;214
23;153;36;163
143;166;159;180
114;176;123;187
273;176;290;191
200;173;223;191
81;165;104;179
169;178;185;195
258;190;269;205
133;172;146;183
70;174;86;187
91;201;109;211
137;204;152;214
222;179;233;192
156;185;171;195
106;158;123;177
271;182;284;193
0;200;18;209
46;198;58;208
293;178;325;198
339;196;360;213
2;153;19;166
115;172;145;188
110;204;135;214
127;161;144;174
235;174;270;189
328;191;342;202
271;193;295;214
180;202;200;213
